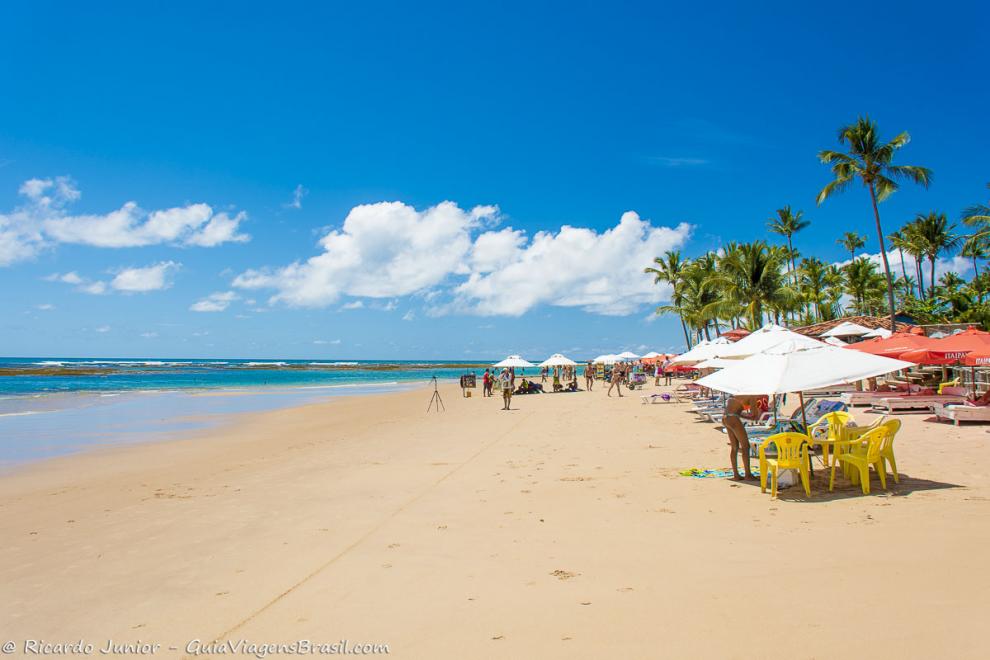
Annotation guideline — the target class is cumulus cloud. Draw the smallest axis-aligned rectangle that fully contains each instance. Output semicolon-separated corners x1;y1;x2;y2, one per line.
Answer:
234;201;498;307
0;177;248;265
453;212;691;316
835;250;972;281
190;291;239;312
341;300;365;310
110;261;180;292
233;202;690;317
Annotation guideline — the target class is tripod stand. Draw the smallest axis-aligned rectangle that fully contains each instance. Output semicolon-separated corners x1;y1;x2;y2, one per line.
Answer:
427;375;445;413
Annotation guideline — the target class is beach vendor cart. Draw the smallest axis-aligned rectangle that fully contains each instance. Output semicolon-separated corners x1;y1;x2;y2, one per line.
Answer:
626;369;647;390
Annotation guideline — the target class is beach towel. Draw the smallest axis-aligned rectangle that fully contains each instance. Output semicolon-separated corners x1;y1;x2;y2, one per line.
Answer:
679;468;760;478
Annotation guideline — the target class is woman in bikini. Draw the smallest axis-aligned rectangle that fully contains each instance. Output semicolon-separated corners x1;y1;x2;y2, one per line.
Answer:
722;394;761;481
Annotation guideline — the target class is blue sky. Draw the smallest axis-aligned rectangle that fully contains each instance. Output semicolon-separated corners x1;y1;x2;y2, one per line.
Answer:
1;1;988;359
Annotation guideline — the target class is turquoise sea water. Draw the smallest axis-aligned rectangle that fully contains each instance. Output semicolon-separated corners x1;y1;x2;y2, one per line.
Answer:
0;358;491;467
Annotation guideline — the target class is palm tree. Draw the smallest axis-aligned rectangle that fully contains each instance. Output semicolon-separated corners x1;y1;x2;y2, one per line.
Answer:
767;206;810;285
837;231;866;260
912;211;961;297
818;116;933;330
844;258;886;315
798;257;828;321
712;241;788;330
887;229;910;282
901;219;928;298
962;236;987;279
645;250;691;348
961;183;990;227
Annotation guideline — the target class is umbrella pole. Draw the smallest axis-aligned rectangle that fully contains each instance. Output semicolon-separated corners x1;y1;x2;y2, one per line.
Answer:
798;391;812;475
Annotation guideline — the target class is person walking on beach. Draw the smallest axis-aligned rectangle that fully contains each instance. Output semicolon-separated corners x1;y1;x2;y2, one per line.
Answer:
584;362;594;391
663;359;673;386
482;368;492;397
723;394;760;480
608;362;624;397
499;368;513;410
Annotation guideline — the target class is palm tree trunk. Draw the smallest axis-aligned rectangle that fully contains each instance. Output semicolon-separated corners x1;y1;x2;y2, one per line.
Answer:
869;183;897;331
898;247;907;281
973;255;980;279
930;257;937;299
915;256;925;298
703;325;711;341
679;315;691;350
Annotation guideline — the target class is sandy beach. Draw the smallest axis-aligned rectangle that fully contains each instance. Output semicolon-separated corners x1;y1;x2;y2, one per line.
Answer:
2;382;989;659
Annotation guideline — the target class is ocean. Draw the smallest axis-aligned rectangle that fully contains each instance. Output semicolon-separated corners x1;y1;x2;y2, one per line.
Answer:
0;358;493;467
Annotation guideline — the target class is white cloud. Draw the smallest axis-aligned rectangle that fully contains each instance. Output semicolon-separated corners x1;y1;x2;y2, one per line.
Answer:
45;271;83;285
36;303;55;311
313;339;342;345
341;300;364;310
402;310;415;321
285;184;308;210
453;212;691;316
45;271;108;295
190;290;239;312
110;261;180;293
141;331;158;339
0;177;249;265
80;281;108;295
95;325;111;333
650;156;709;167
836;250;972;281
233;202;690;317
234;201;498;307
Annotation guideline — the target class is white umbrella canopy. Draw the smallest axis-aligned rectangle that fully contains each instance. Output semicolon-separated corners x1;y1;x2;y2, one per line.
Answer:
695;357;737;370
539;353;578;367
616;351;640;360
716;323;824;358
592;354;622;364
640;351;663;359
493;355;535;368
820;321;873;338
696;340;914;395
670;337;732;365
862;327;893;339
823;336;848;346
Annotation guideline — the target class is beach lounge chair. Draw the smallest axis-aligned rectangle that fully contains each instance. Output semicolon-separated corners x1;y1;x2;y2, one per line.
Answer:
870;392;966;414
933;402;990;425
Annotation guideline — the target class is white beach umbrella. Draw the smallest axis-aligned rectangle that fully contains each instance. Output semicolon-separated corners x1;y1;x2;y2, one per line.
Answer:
640;351;662;359
696;340;913;396
695;357;737;370
670;337;732;365
862;327;893;339
591;354;611;363
539;353;578;367
616;351;640;360
716;323;824;358
820;321;873;338
493;355;535;368
823;336;848;347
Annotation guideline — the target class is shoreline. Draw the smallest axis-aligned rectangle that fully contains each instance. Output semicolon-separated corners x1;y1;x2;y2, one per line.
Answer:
0;381;432;469
2;382;988;658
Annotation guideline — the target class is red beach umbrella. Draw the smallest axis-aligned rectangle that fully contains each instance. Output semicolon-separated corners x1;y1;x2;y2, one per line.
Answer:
847;330;938;360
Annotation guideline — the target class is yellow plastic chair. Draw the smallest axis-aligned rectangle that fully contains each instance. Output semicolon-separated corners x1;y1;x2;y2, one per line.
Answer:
807;411;855;467
859;418;900;484
829;426;889;495
759;432;811;498
937;378;961;394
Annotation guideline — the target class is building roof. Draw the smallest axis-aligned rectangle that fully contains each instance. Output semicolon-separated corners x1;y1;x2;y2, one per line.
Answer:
793;315;914;338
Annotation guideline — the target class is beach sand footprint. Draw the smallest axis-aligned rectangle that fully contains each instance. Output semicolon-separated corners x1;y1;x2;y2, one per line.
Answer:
550;569;579;580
